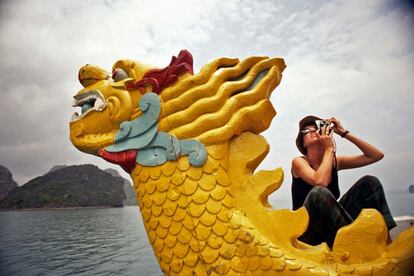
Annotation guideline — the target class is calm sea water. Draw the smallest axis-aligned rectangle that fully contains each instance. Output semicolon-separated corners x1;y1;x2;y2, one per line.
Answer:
0;207;161;276
0;194;412;276
385;193;414;217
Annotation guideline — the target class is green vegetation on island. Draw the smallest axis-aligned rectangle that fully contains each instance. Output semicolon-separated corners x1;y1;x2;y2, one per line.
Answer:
0;164;137;210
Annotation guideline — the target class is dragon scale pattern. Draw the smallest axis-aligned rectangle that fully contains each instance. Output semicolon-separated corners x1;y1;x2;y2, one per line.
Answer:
132;142;323;275
70;50;414;275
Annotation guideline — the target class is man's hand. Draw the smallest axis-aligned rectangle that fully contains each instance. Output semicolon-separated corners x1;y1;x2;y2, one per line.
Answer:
328;117;347;136
318;125;334;151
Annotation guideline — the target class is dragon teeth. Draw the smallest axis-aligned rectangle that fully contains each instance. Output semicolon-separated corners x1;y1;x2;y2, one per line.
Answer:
71;89;107;121
72;99;79;107
94;97;105;110
71;112;80;122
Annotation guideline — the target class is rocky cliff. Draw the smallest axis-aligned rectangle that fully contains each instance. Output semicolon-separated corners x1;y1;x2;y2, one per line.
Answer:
0;164;126;209
105;168;137;206
0;165;18;202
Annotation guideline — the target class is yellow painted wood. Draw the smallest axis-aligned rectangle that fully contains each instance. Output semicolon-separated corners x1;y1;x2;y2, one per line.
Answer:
70;53;414;275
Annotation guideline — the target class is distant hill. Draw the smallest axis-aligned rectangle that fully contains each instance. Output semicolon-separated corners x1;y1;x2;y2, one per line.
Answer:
0;164;126;210
105;168;137;206
0;165;18;202
48;165;68;173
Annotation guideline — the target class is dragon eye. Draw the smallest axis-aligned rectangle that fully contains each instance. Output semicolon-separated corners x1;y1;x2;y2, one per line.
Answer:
112;68;129;82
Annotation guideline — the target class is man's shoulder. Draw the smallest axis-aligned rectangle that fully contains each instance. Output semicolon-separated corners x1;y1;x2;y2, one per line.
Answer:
292;156;307;177
292;156;306;163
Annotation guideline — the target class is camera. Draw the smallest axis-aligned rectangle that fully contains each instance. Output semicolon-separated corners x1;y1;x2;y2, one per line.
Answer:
315;120;334;134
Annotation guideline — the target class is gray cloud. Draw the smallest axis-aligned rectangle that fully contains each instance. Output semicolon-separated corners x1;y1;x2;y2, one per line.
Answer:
0;0;413;210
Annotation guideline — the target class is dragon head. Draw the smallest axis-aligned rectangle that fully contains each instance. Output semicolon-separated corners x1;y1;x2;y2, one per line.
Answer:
70;64;137;155
70;50;285;173
70;50;192;155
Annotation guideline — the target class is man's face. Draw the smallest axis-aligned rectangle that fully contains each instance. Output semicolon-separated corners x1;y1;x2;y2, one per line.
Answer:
301;124;319;147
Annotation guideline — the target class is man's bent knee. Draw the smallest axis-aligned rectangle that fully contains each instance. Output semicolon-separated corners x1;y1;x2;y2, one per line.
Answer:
304;186;335;206
360;175;383;190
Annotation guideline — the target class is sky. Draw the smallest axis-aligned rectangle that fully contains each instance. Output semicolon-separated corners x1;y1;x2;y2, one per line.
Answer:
0;0;413;209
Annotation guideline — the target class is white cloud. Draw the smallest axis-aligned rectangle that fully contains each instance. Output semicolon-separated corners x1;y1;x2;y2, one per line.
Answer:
0;0;413;209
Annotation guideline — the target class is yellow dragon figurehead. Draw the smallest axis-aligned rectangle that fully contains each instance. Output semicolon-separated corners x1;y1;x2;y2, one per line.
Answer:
70;55;154;155
70;50;414;275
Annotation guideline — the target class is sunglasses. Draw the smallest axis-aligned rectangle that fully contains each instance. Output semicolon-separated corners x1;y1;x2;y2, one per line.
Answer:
300;128;318;135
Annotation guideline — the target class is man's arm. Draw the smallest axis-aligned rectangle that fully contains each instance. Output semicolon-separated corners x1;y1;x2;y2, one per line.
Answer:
329;117;384;170
292;126;336;187
336;132;384;170
292;147;335;187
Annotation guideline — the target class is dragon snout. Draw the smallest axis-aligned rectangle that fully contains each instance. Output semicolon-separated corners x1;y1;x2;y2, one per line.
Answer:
78;64;112;88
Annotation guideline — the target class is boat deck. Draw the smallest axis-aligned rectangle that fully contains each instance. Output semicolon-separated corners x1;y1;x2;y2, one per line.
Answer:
390;215;414;239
